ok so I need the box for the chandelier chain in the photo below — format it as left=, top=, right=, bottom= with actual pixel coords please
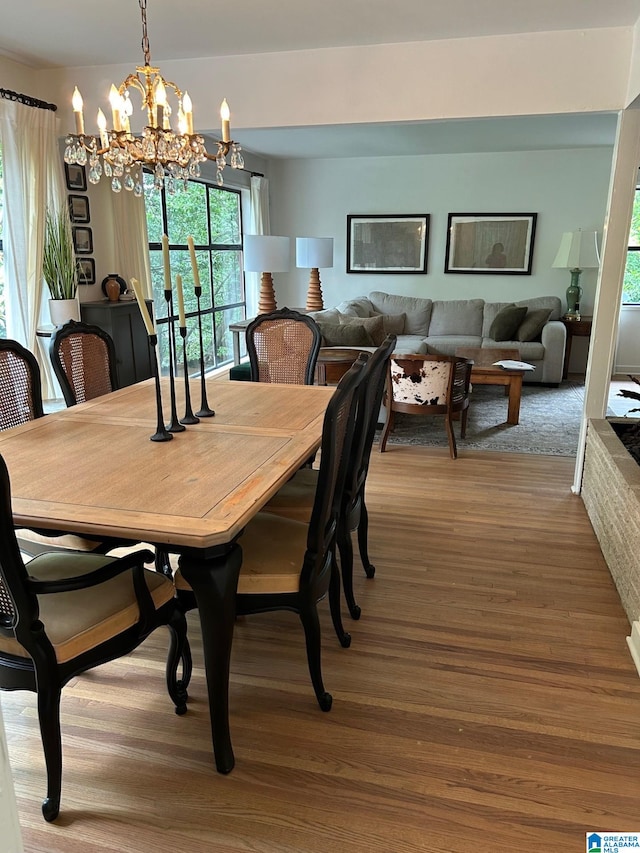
left=140, top=0, right=151, bottom=67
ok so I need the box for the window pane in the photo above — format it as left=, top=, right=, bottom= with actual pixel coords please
left=213, top=250, right=243, bottom=307
left=629, top=188, right=640, bottom=248
left=214, top=306, right=245, bottom=365
left=209, top=190, right=240, bottom=244
left=144, top=176, right=163, bottom=244
left=166, top=181, right=207, bottom=245
left=623, top=250, right=640, bottom=304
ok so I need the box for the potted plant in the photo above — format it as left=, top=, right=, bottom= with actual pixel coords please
left=43, top=207, right=80, bottom=326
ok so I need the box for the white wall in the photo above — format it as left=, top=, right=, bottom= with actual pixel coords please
left=268, top=147, right=613, bottom=323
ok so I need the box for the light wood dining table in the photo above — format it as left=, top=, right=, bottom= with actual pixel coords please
left=0, top=376, right=335, bottom=774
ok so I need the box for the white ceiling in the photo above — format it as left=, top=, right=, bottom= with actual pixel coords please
left=0, top=0, right=634, bottom=159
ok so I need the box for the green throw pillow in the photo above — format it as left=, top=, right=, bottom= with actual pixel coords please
left=374, top=312, right=406, bottom=336
left=317, top=321, right=374, bottom=347
left=337, top=312, right=386, bottom=346
left=516, top=308, right=552, bottom=342
left=489, top=305, right=528, bottom=341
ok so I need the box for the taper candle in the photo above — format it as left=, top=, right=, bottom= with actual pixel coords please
left=176, top=273, right=186, bottom=328
left=187, top=236, right=201, bottom=288
left=162, top=234, right=171, bottom=290
left=130, top=278, right=155, bottom=336
left=72, top=87, right=84, bottom=135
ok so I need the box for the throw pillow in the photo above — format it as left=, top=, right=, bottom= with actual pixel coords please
left=336, top=312, right=386, bottom=346
left=373, top=312, right=406, bottom=336
left=488, top=304, right=528, bottom=341
left=317, top=321, right=374, bottom=348
left=516, top=308, right=552, bottom=342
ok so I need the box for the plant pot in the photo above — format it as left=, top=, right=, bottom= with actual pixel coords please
left=49, top=298, right=80, bottom=327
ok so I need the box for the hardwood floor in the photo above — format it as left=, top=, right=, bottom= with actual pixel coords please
left=4, top=446, right=640, bottom=852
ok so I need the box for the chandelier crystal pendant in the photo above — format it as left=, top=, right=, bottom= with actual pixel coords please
left=63, top=0, right=244, bottom=195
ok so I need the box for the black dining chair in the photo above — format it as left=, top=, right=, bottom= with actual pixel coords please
left=261, top=335, right=396, bottom=620
left=0, top=452, right=190, bottom=822
left=174, top=353, right=369, bottom=710
left=49, top=319, right=118, bottom=406
left=245, top=307, right=322, bottom=385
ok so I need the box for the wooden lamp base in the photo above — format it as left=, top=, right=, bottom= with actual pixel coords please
left=258, top=272, right=277, bottom=314
left=305, top=268, right=324, bottom=311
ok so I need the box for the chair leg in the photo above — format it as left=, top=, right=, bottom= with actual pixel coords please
left=328, top=551, right=351, bottom=647
left=460, top=407, right=469, bottom=439
left=299, top=596, right=332, bottom=711
left=379, top=409, right=394, bottom=452
left=337, top=522, right=361, bottom=620
left=165, top=610, right=190, bottom=714
left=155, top=547, right=173, bottom=578
left=357, top=496, right=376, bottom=579
left=36, top=675, right=63, bottom=822
left=444, top=414, right=458, bottom=459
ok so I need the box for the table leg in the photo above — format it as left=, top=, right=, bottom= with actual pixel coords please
left=178, top=543, right=243, bottom=774
left=506, top=375, right=523, bottom=425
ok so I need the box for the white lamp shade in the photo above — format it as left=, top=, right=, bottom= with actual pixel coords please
left=296, top=237, right=334, bottom=269
left=552, top=230, right=600, bottom=269
left=243, top=235, right=291, bottom=273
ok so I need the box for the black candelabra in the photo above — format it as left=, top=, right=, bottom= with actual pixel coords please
left=179, top=323, right=199, bottom=425
left=194, top=284, right=215, bottom=417
left=148, top=334, right=172, bottom=442
left=164, top=288, right=185, bottom=432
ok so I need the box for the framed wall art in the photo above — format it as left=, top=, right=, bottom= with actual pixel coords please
left=68, top=194, right=90, bottom=224
left=64, top=162, right=87, bottom=192
left=77, top=257, right=96, bottom=285
left=72, top=226, right=93, bottom=254
left=444, top=212, right=537, bottom=275
left=347, top=214, right=429, bottom=274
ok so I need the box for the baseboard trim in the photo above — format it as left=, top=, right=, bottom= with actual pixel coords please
left=626, top=621, right=640, bottom=677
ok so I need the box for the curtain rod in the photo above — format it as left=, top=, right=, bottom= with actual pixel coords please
left=0, top=88, right=57, bottom=112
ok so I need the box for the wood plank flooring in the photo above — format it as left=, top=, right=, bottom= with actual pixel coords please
left=4, top=446, right=640, bottom=852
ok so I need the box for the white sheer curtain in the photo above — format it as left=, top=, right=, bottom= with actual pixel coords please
left=0, top=98, right=64, bottom=398
left=246, top=175, right=270, bottom=318
left=109, top=190, right=152, bottom=297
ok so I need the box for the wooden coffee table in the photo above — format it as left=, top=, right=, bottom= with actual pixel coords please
left=455, top=347, right=525, bottom=425
left=316, top=347, right=364, bottom=385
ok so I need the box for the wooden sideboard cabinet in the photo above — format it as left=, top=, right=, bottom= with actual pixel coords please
left=80, top=300, right=153, bottom=388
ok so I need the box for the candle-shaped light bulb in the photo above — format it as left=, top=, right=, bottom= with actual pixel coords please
left=109, top=84, right=122, bottom=131
left=97, top=108, right=108, bottom=148
left=162, top=234, right=172, bottom=292
left=220, top=98, right=230, bottom=142
left=72, top=86, right=85, bottom=135
left=187, top=236, right=201, bottom=289
left=122, top=92, right=133, bottom=133
left=183, top=91, right=193, bottom=134
left=176, top=274, right=186, bottom=328
left=130, top=278, right=155, bottom=336
left=177, top=107, right=188, bottom=135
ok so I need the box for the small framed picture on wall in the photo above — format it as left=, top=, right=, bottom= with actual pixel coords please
left=77, top=258, right=96, bottom=285
left=64, top=162, right=87, bottom=192
left=72, top=226, right=93, bottom=254
left=68, top=194, right=90, bottom=224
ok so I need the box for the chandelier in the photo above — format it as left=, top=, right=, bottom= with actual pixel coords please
left=63, top=0, right=244, bottom=195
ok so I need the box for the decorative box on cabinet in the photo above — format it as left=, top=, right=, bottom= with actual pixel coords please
left=80, top=300, right=153, bottom=388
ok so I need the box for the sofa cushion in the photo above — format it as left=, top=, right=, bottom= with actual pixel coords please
left=306, top=307, right=341, bottom=324
left=317, top=321, right=374, bottom=347
left=514, top=296, right=562, bottom=322
left=424, top=335, right=483, bottom=355
left=393, top=335, right=430, bottom=354
left=337, top=312, right=386, bottom=345
left=429, top=299, right=484, bottom=336
left=516, top=308, right=553, bottom=342
left=374, top=312, right=406, bottom=336
left=335, top=297, right=374, bottom=318
left=482, top=301, right=513, bottom=337
left=489, top=305, right=528, bottom=341
left=367, top=291, right=432, bottom=335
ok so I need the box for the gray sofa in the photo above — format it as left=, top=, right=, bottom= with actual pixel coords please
left=309, top=290, right=566, bottom=385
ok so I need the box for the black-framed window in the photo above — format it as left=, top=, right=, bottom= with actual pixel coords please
left=624, top=187, right=640, bottom=305
left=144, top=175, right=245, bottom=373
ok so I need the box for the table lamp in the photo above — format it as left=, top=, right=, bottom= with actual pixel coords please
left=552, top=229, right=600, bottom=320
left=243, top=235, right=291, bottom=314
left=296, top=237, right=334, bottom=311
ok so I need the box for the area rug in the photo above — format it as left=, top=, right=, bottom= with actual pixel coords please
left=381, top=380, right=587, bottom=456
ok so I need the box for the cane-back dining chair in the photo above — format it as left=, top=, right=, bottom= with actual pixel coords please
left=245, top=307, right=322, bottom=385
left=0, top=339, right=110, bottom=556
left=50, top=320, right=118, bottom=406
left=0, top=453, right=190, bottom=822
left=379, top=353, right=471, bottom=459
left=262, top=335, right=396, bottom=621
left=174, top=353, right=368, bottom=711
left=0, top=338, right=45, bottom=429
